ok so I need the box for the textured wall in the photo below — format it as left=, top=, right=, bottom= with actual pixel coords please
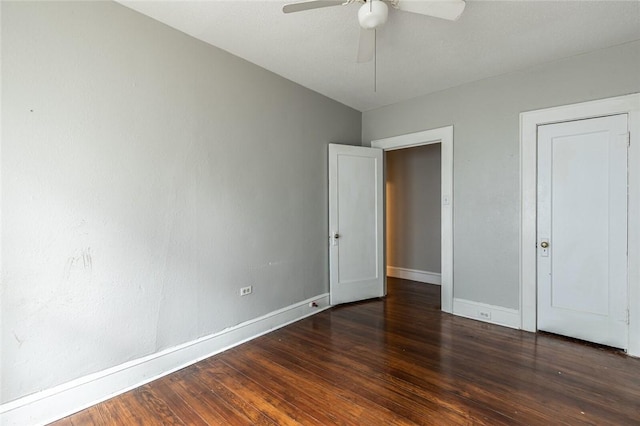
left=364, top=40, right=640, bottom=309
left=1, top=1, right=360, bottom=403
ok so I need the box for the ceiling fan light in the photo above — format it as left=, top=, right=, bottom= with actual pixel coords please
left=358, top=0, right=388, bottom=29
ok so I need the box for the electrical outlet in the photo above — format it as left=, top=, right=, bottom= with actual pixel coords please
left=478, top=310, right=491, bottom=320
left=240, top=286, right=252, bottom=296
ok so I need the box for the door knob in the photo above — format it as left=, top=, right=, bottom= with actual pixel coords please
left=334, top=233, right=340, bottom=239
left=540, top=241, right=549, bottom=248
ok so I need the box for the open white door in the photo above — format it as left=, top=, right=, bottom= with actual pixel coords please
left=537, top=114, right=628, bottom=348
left=329, top=144, right=384, bottom=305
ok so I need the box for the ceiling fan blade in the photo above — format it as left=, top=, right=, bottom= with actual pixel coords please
left=357, top=28, right=375, bottom=63
left=397, top=0, right=466, bottom=21
left=282, top=0, right=344, bottom=14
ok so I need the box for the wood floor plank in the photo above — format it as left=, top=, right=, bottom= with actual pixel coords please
left=172, top=367, right=257, bottom=425
left=270, top=322, right=526, bottom=420
left=144, top=375, right=211, bottom=426
left=48, top=418, right=73, bottom=426
left=51, top=278, right=640, bottom=425
left=219, top=352, right=360, bottom=426
left=204, top=359, right=319, bottom=425
left=129, top=386, right=186, bottom=425
left=222, top=345, right=414, bottom=426
left=251, top=338, right=477, bottom=425
left=258, top=328, right=513, bottom=425
left=190, top=361, right=280, bottom=426
left=67, top=406, right=105, bottom=425
left=94, top=397, right=139, bottom=424
left=322, top=296, right=639, bottom=424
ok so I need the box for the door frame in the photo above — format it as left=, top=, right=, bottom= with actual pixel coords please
left=371, top=125, right=454, bottom=313
left=519, top=93, right=640, bottom=355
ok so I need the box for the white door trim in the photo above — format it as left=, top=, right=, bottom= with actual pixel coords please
left=371, top=125, right=454, bottom=313
left=519, top=93, right=640, bottom=356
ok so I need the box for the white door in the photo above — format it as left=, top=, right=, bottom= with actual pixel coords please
left=537, top=114, right=629, bottom=348
left=329, top=144, right=384, bottom=305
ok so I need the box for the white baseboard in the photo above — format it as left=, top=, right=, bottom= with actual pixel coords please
left=453, top=298, right=520, bottom=329
left=0, top=294, right=330, bottom=426
left=387, top=266, right=441, bottom=285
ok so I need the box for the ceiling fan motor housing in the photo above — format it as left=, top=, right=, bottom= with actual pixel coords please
left=358, top=0, right=389, bottom=29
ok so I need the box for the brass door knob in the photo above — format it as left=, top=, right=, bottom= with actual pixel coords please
left=540, top=241, right=549, bottom=248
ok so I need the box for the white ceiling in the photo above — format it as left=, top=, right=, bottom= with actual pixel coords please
left=119, top=0, right=640, bottom=112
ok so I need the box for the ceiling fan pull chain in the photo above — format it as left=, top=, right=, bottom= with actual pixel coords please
left=374, top=28, right=377, bottom=92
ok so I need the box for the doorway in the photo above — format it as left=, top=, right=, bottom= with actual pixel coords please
left=372, top=125, right=453, bottom=313
left=385, top=144, right=442, bottom=288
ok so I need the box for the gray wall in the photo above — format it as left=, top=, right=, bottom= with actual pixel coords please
left=1, top=1, right=361, bottom=403
left=364, top=40, right=640, bottom=309
left=386, top=144, right=441, bottom=273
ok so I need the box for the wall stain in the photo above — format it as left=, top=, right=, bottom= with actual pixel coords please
left=13, top=331, right=24, bottom=348
left=64, top=248, right=93, bottom=282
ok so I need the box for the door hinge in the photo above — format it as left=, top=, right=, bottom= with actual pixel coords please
left=624, top=132, right=630, bottom=147
left=626, top=308, right=630, bottom=325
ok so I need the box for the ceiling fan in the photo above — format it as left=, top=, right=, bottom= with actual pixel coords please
left=282, top=0, right=466, bottom=63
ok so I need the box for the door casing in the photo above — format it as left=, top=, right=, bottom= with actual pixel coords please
left=520, top=93, right=640, bottom=356
left=371, top=125, right=454, bottom=313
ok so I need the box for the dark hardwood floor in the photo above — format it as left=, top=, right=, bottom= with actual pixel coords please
left=52, top=278, right=640, bottom=425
